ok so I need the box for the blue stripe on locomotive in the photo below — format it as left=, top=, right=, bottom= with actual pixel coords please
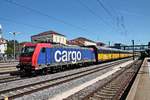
left=37, top=47, right=95, bottom=65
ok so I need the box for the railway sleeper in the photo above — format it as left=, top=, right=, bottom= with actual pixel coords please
left=97, top=91, right=116, bottom=96
left=89, top=96, right=103, bottom=100
left=16, top=90, right=24, bottom=93
left=93, top=93, right=114, bottom=99
left=106, top=84, right=121, bottom=88
left=34, top=85, right=43, bottom=88
left=103, top=87, right=120, bottom=91
left=110, top=79, right=127, bottom=85
left=7, top=87, right=33, bottom=96
left=9, top=91, right=18, bottom=95
left=4, top=92, right=16, bottom=97
left=109, top=81, right=124, bottom=86
left=104, top=85, right=121, bottom=90
left=30, top=86, right=37, bottom=89
left=107, top=84, right=122, bottom=88
left=100, top=89, right=117, bottom=94
left=89, top=96, right=105, bottom=100
left=22, top=87, right=32, bottom=92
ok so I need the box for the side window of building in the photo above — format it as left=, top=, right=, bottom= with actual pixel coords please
left=62, top=38, right=65, bottom=42
left=56, top=37, right=58, bottom=42
left=55, top=37, right=57, bottom=42
left=59, top=37, right=61, bottom=42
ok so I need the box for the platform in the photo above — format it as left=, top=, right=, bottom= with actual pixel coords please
left=49, top=60, right=135, bottom=100
left=126, top=57, right=150, bottom=100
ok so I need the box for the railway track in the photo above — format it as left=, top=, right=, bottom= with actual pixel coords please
left=0, top=70, right=21, bottom=84
left=66, top=60, right=142, bottom=100
left=0, top=62, right=18, bottom=68
left=0, top=70, right=18, bottom=75
left=0, top=66, right=17, bottom=75
left=0, top=58, right=132, bottom=100
left=0, top=66, right=16, bottom=69
left=0, top=58, right=132, bottom=84
left=0, top=65, right=17, bottom=74
left=0, top=75, right=20, bottom=84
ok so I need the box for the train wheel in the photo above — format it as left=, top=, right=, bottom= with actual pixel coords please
left=31, top=70, right=37, bottom=77
left=49, top=67, right=54, bottom=73
left=19, top=69, right=26, bottom=77
left=20, top=69, right=31, bottom=77
left=62, top=65, right=65, bottom=71
left=42, top=68, right=48, bottom=75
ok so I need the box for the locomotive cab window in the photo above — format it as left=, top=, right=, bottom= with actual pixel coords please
left=42, top=48, right=46, bottom=53
left=21, top=46, right=35, bottom=56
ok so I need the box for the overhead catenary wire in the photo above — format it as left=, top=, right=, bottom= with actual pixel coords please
left=100, top=0, right=121, bottom=22
left=77, top=0, right=110, bottom=26
left=101, top=0, right=126, bottom=29
left=96, top=0, right=120, bottom=28
left=3, top=0, right=128, bottom=38
left=0, top=16, right=48, bottom=30
left=78, top=0, right=128, bottom=37
left=96, top=0, right=114, bottom=20
left=78, top=0, right=126, bottom=36
left=101, top=0, right=119, bottom=16
left=101, top=0, right=123, bottom=28
left=77, top=0, right=118, bottom=33
left=120, top=16, right=128, bottom=35
left=3, top=0, right=92, bottom=34
left=96, top=0, right=128, bottom=35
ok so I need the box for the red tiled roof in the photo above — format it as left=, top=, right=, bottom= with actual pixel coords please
left=96, top=42, right=105, bottom=45
left=0, top=38, right=7, bottom=44
left=70, top=37, right=96, bottom=43
left=31, top=30, right=65, bottom=38
left=0, top=38, right=6, bottom=41
left=20, top=42, right=31, bottom=46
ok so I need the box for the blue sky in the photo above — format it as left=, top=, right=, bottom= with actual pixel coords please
left=0, top=0, right=150, bottom=45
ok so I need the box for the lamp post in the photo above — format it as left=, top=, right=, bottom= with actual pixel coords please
left=9, top=32, right=20, bottom=60
left=0, top=24, right=2, bottom=38
left=132, top=40, right=135, bottom=60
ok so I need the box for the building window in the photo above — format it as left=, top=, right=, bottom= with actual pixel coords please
left=56, top=37, right=58, bottom=42
left=59, top=37, right=61, bottom=43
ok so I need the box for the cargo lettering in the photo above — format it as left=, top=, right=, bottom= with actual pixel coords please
left=54, top=50, right=81, bottom=63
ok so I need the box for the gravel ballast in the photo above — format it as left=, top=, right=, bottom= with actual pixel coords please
left=0, top=58, right=132, bottom=100
left=16, top=66, right=113, bottom=100
left=0, top=58, right=129, bottom=91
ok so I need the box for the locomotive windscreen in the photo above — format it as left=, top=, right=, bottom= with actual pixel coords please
left=21, top=46, right=35, bottom=56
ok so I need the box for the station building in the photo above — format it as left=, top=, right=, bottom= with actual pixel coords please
left=0, top=38, right=7, bottom=54
left=0, top=25, right=7, bottom=55
left=67, top=37, right=97, bottom=46
left=31, top=30, right=67, bottom=45
left=96, top=42, right=106, bottom=47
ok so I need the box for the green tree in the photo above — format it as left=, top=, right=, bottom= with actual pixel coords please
left=5, top=40, right=19, bottom=56
left=5, top=47, right=13, bottom=55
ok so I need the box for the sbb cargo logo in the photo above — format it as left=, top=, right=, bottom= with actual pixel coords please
left=54, top=50, right=82, bottom=63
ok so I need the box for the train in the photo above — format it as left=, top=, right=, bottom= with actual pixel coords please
left=16, top=42, right=133, bottom=74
